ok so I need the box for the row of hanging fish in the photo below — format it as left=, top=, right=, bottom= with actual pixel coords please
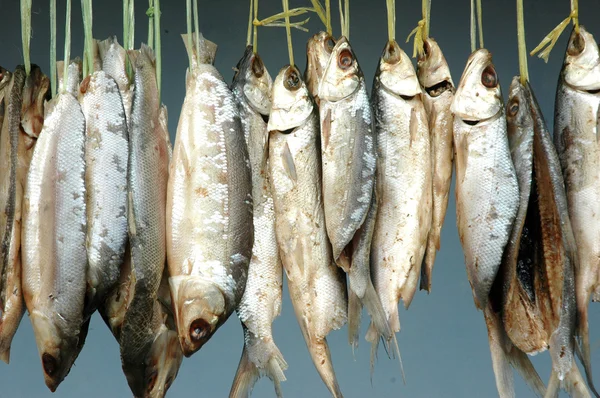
left=1, top=13, right=599, bottom=398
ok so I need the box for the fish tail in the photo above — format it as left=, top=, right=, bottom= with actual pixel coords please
left=575, top=318, right=600, bottom=398
left=306, top=335, right=343, bottom=398
left=365, top=321, right=380, bottom=380
left=229, top=344, right=259, bottom=398
left=561, top=362, right=593, bottom=398
left=0, top=346, right=10, bottom=364
left=505, top=343, right=546, bottom=397
left=545, top=370, right=560, bottom=398
left=347, top=287, right=362, bottom=352
left=484, top=306, right=516, bottom=398
left=419, top=246, right=434, bottom=293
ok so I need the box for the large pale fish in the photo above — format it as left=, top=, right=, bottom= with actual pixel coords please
left=229, top=46, right=287, bottom=398
left=416, top=38, right=455, bottom=292
left=166, top=33, right=252, bottom=358
left=119, top=45, right=170, bottom=397
left=79, top=70, right=129, bottom=314
left=21, top=61, right=87, bottom=392
left=305, top=31, right=336, bottom=106
left=553, top=26, right=600, bottom=396
left=268, top=65, right=347, bottom=398
left=368, top=40, right=431, bottom=353
left=451, top=49, right=519, bottom=310
left=318, top=37, right=386, bottom=349
left=98, top=36, right=133, bottom=120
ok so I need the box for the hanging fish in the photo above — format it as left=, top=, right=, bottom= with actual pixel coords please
left=119, top=45, right=171, bottom=397
left=79, top=69, right=129, bottom=316
left=305, top=31, right=336, bottom=106
left=98, top=36, right=133, bottom=120
left=21, top=61, right=87, bottom=392
left=368, top=39, right=431, bottom=356
left=268, top=64, right=347, bottom=398
left=553, top=26, right=600, bottom=396
left=166, top=33, right=253, bottom=358
left=416, top=38, right=454, bottom=292
left=229, top=46, right=287, bottom=398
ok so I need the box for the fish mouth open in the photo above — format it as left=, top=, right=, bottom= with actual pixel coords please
left=456, top=108, right=502, bottom=126
left=425, top=80, right=453, bottom=97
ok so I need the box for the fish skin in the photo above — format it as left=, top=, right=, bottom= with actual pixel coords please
left=79, top=70, right=129, bottom=315
left=553, top=26, right=600, bottom=397
left=98, top=36, right=133, bottom=120
left=305, top=31, right=336, bottom=106
left=21, top=61, right=87, bottom=392
left=416, top=38, right=455, bottom=292
left=268, top=65, right=347, bottom=398
left=369, top=40, right=431, bottom=339
left=527, top=79, right=595, bottom=397
left=229, top=46, right=287, bottom=398
left=166, top=34, right=253, bottom=358
left=0, top=67, right=26, bottom=364
left=119, top=45, right=170, bottom=398
left=451, top=49, right=519, bottom=310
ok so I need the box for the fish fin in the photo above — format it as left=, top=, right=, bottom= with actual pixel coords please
left=506, top=344, right=547, bottom=397
left=322, top=109, right=332, bottom=149
left=561, top=362, right=592, bottom=398
left=574, top=326, right=600, bottom=398
left=484, top=305, right=516, bottom=398
left=181, top=33, right=218, bottom=66
left=306, top=335, right=343, bottom=398
left=97, top=36, right=120, bottom=62
left=347, top=286, right=362, bottom=353
left=365, top=321, right=380, bottom=381
left=126, top=49, right=139, bottom=69
left=545, top=370, right=560, bottom=398
left=0, top=347, right=10, bottom=364
left=409, top=109, right=418, bottom=148
left=230, top=342, right=261, bottom=398
left=419, top=244, right=434, bottom=292
left=282, top=142, right=298, bottom=183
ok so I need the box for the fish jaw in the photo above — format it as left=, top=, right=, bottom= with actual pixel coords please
left=305, top=31, right=336, bottom=104
left=169, top=275, right=227, bottom=357
left=232, top=46, right=273, bottom=116
left=377, top=40, right=421, bottom=97
left=563, top=26, right=600, bottom=91
left=318, top=36, right=361, bottom=102
left=417, top=38, right=454, bottom=90
left=268, top=66, right=313, bottom=132
left=29, top=310, right=78, bottom=392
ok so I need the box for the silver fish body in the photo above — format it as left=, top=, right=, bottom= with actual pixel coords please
left=451, top=49, right=519, bottom=310
left=553, top=26, right=600, bottom=397
left=21, top=61, right=87, bottom=392
left=229, top=46, right=287, bottom=398
left=370, top=40, right=431, bottom=336
left=98, top=37, right=133, bottom=120
left=268, top=65, right=347, bottom=398
left=80, top=70, right=129, bottom=314
left=119, top=45, right=170, bottom=397
left=166, top=34, right=253, bottom=358
left=416, top=38, right=455, bottom=292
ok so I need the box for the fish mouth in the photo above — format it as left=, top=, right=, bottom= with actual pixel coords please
left=456, top=108, right=502, bottom=126
left=425, top=80, right=453, bottom=97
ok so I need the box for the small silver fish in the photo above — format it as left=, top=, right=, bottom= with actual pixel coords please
left=21, top=61, right=87, bottom=392
left=229, top=46, right=287, bottom=398
left=416, top=38, right=455, bottom=292
left=268, top=65, right=347, bottom=398
left=166, top=33, right=252, bottom=358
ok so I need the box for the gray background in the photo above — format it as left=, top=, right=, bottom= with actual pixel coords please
left=0, top=0, right=599, bottom=397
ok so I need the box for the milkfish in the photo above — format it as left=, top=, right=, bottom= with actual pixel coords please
left=166, top=33, right=253, bottom=358
left=21, top=61, right=87, bottom=392
left=268, top=64, right=347, bottom=398
left=229, top=46, right=287, bottom=398
left=318, top=37, right=387, bottom=350
left=98, top=36, right=133, bottom=120
left=368, top=40, right=431, bottom=361
left=119, top=45, right=171, bottom=397
left=305, top=31, right=336, bottom=106
left=553, top=26, right=600, bottom=396
left=416, top=38, right=454, bottom=292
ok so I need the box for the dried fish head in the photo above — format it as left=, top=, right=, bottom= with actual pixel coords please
left=563, top=27, right=600, bottom=91
left=268, top=65, right=312, bottom=132
left=417, top=38, right=454, bottom=90
left=377, top=39, right=421, bottom=97
left=318, top=36, right=361, bottom=102
left=234, top=46, right=272, bottom=116
left=305, top=31, right=336, bottom=104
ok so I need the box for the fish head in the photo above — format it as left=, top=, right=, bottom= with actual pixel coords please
left=375, top=39, right=421, bottom=97
left=562, top=25, right=600, bottom=91
left=21, top=64, right=51, bottom=138
left=506, top=76, right=532, bottom=132
left=268, top=65, right=314, bottom=132
left=29, top=310, right=77, bottom=392
left=305, top=31, right=336, bottom=103
left=451, top=48, right=503, bottom=122
left=169, top=276, right=227, bottom=357
left=417, top=37, right=454, bottom=95
left=318, top=36, right=362, bottom=102
left=234, top=45, right=273, bottom=117
left=0, top=67, right=11, bottom=91
left=144, top=326, right=183, bottom=398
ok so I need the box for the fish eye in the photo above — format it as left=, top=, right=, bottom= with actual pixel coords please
left=481, top=65, right=498, bottom=88
left=284, top=68, right=301, bottom=91
left=567, top=33, right=585, bottom=56
left=337, top=49, right=353, bottom=70
left=146, top=371, right=158, bottom=392
left=507, top=99, right=519, bottom=117
left=325, top=36, right=335, bottom=52
left=252, top=56, right=265, bottom=78
left=189, top=318, right=210, bottom=342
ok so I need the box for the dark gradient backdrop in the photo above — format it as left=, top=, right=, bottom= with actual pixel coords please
left=0, top=0, right=599, bottom=397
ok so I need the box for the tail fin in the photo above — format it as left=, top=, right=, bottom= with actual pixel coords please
left=506, top=344, right=546, bottom=397
left=420, top=226, right=441, bottom=292
left=484, top=306, right=516, bottom=398
left=364, top=316, right=405, bottom=385
left=575, top=311, right=600, bottom=398
left=347, top=287, right=362, bottom=352
left=545, top=363, right=592, bottom=398
left=305, top=335, right=343, bottom=398
left=230, top=344, right=260, bottom=398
